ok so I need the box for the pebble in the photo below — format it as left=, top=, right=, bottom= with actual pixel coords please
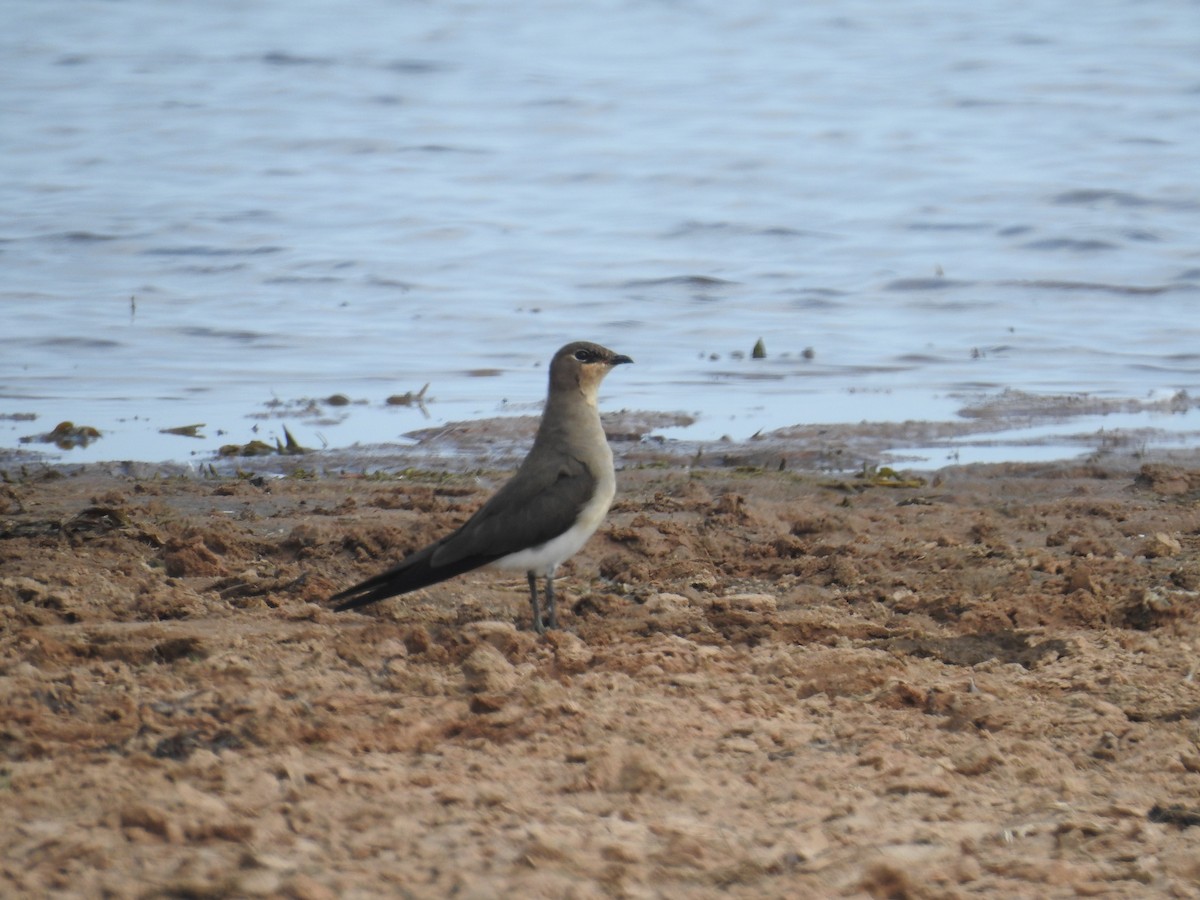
left=461, top=643, right=517, bottom=694
left=1142, top=532, right=1182, bottom=558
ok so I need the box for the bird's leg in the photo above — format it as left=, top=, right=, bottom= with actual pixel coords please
left=527, top=571, right=544, bottom=635
left=544, top=568, right=559, bottom=630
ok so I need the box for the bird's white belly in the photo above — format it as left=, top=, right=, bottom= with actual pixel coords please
left=493, top=473, right=615, bottom=575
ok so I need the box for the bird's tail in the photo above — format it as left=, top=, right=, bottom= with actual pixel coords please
left=328, top=564, right=416, bottom=612
left=328, top=546, right=489, bottom=612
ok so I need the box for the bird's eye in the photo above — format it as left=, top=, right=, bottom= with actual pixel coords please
left=574, top=349, right=592, bottom=362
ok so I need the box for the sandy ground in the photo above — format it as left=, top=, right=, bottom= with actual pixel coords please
left=3, top=451, right=1200, bottom=898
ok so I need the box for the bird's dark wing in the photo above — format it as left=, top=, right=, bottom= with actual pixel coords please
left=329, top=450, right=596, bottom=612
left=430, top=450, right=596, bottom=567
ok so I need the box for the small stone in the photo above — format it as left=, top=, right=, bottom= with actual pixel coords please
left=956, top=853, right=983, bottom=883
left=548, top=631, right=593, bottom=673
left=119, top=805, right=173, bottom=840
left=791, top=827, right=830, bottom=863
left=601, top=841, right=645, bottom=864
left=282, top=874, right=338, bottom=900
left=952, top=747, right=1005, bottom=776
left=1066, top=566, right=1098, bottom=595
left=1142, top=532, right=1182, bottom=558
left=461, top=643, right=517, bottom=694
left=175, top=782, right=232, bottom=818
left=611, top=749, right=669, bottom=794
left=237, top=868, right=283, bottom=897
left=163, top=538, right=226, bottom=578
left=884, top=777, right=952, bottom=797
left=717, top=593, right=778, bottom=613
left=468, top=693, right=509, bottom=714
left=461, top=620, right=522, bottom=654
left=644, top=592, right=691, bottom=614
left=721, top=737, right=759, bottom=754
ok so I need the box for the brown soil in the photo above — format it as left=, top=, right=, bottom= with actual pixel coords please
left=3, top=457, right=1200, bottom=898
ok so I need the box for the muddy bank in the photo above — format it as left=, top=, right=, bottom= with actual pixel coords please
left=7, top=386, right=1200, bottom=472
left=2, top=456, right=1200, bottom=897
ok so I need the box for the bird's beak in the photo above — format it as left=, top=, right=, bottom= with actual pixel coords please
left=610, top=354, right=633, bottom=366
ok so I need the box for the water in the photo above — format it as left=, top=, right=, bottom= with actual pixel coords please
left=3, top=0, right=1199, bottom=467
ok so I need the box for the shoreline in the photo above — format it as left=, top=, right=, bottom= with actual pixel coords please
left=6, top=392, right=1200, bottom=478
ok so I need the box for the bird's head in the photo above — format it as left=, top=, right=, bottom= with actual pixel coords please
left=549, top=341, right=633, bottom=401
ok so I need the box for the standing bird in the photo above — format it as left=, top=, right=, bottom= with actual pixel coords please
left=329, top=341, right=632, bottom=633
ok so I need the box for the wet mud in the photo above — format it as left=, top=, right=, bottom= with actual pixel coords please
left=2, top=455, right=1200, bottom=896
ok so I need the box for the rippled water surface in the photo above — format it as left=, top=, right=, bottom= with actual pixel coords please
left=4, top=0, right=1199, bottom=466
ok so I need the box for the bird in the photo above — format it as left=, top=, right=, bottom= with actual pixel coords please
left=329, top=340, right=633, bottom=633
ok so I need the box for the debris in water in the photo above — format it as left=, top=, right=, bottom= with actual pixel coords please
left=20, top=421, right=102, bottom=450
left=387, top=383, right=430, bottom=408
left=218, top=425, right=309, bottom=457
left=160, top=424, right=206, bottom=438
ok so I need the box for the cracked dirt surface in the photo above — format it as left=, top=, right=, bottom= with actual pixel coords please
left=2, top=457, right=1200, bottom=898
